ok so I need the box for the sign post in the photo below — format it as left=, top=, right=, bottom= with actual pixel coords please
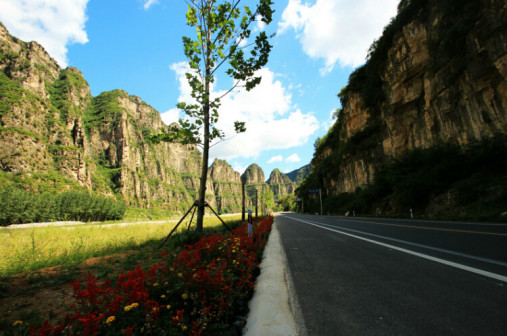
left=248, top=209, right=253, bottom=237
left=308, top=189, right=323, bottom=215
left=319, top=189, right=323, bottom=216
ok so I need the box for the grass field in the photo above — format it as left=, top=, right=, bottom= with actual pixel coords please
left=0, top=214, right=242, bottom=278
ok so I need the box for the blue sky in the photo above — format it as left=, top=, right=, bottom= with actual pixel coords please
left=0, top=0, right=399, bottom=177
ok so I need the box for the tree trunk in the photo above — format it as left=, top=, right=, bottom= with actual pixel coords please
left=196, top=10, right=212, bottom=232
left=196, top=120, right=209, bottom=232
left=241, top=177, right=245, bottom=221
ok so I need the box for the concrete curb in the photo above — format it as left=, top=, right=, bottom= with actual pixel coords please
left=244, top=220, right=303, bottom=336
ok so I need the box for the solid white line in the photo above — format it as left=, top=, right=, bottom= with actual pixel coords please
left=287, top=216, right=507, bottom=283
left=309, top=220, right=507, bottom=268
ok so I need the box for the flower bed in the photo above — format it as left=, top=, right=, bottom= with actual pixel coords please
left=11, top=217, right=273, bottom=336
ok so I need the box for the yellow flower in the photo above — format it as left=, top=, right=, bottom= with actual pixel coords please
left=182, top=325, right=188, bottom=331
left=166, top=305, right=171, bottom=309
left=164, top=281, right=169, bottom=285
left=153, top=282, right=159, bottom=287
left=160, top=294, right=166, bottom=298
left=125, top=302, right=139, bottom=311
left=12, top=321, right=23, bottom=327
left=106, top=316, right=115, bottom=324
left=181, top=293, right=188, bottom=300
left=152, top=307, right=159, bottom=312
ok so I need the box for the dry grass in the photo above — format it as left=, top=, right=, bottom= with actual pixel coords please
left=0, top=215, right=242, bottom=277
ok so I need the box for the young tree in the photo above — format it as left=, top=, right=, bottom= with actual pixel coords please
left=153, top=0, right=274, bottom=231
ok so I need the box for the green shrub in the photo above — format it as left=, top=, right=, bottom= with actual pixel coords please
left=300, top=136, right=507, bottom=221
left=0, top=188, right=127, bottom=226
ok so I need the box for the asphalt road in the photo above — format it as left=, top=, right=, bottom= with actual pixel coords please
left=276, top=213, right=507, bottom=336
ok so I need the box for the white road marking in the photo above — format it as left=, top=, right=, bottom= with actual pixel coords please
left=285, top=216, right=507, bottom=283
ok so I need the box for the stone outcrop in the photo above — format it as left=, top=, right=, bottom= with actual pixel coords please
left=311, top=0, right=507, bottom=196
left=0, top=21, right=302, bottom=215
left=240, top=164, right=270, bottom=210
left=0, top=22, right=206, bottom=212
left=209, top=159, right=242, bottom=213
left=267, top=169, right=295, bottom=197
left=0, top=22, right=93, bottom=191
left=241, top=163, right=265, bottom=185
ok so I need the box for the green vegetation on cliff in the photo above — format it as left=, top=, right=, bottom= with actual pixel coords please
left=300, top=136, right=507, bottom=221
left=299, top=0, right=507, bottom=222
left=0, top=72, right=40, bottom=121
left=49, top=68, right=89, bottom=122
left=84, top=90, right=126, bottom=135
left=286, top=164, right=312, bottom=184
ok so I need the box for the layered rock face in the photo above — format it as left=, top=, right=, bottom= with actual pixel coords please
left=0, top=22, right=93, bottom=190
left=209, top=159, right=242, bottom=213
left=314, top=0, right=507, bottom=196
left=241, top=164, right=269, bottom=209
left=240, top=164, right=296, bottom=210
left=85, top=90, right=205, bottom=210
left=0, top=22, right=205, bottom=211
left=267, top=169, right=295, bottom=197
left=0, top=22, right=301, bottom=215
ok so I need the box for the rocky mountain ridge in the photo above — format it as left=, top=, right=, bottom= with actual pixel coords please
left=299, top=0, right=507, bottom=219
left=0, top=22, right=297, bottom=216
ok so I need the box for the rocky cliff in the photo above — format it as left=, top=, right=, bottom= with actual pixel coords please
left=209, top=159, right=242, bottom=213
left=267, top=169, right=295, bottom=197
left=0, top=22, right=214, bottom=213
left=307, top=0, right=506, bottom=195
left=240, top=164, right=269, bottom=210
left=0, top=21, right=301, bottom=217
left=0, top=22, right=93, bottom=191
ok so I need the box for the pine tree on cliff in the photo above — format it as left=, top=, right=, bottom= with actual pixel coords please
left=152, top=0, right=274, bottom=232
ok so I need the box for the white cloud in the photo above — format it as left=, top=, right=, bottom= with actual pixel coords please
left=285, top=154, right=301, bottom=163
left=322, top=108, right=338, bottom=132
left=278, top=0, right=398, bottom=72
left=143, top=0, right=159, bottom=10
left=160, top=108, right=180, bottom=125
left=254, top=15, right=266, bottom=32
left=169, top=62, right=195, bottom=102
left=231, top=162, right=247, bottom=175
left=268, top=155, right=283, bottom=163
left=168, top=63, right=320, bottom=161
left=0, top=0, right=90, bottom=67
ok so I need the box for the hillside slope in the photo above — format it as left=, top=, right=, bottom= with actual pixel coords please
left=0, top=22, right=213, bottom=215
left=299, top=0, right=507, bottom=221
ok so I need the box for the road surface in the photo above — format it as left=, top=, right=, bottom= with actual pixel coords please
left=276, top=213, right=507, bottom=335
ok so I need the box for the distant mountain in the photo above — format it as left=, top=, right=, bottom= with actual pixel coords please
left=286, top=164, right=312, bottom=184
left=267, top=168, right=295, bottom=196
left=0, top=19, right=204, bottom=213
left=0, top=22, right=244, bottom=217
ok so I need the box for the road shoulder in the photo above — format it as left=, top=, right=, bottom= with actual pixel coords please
left=244, top=219, right=302, bottom=336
